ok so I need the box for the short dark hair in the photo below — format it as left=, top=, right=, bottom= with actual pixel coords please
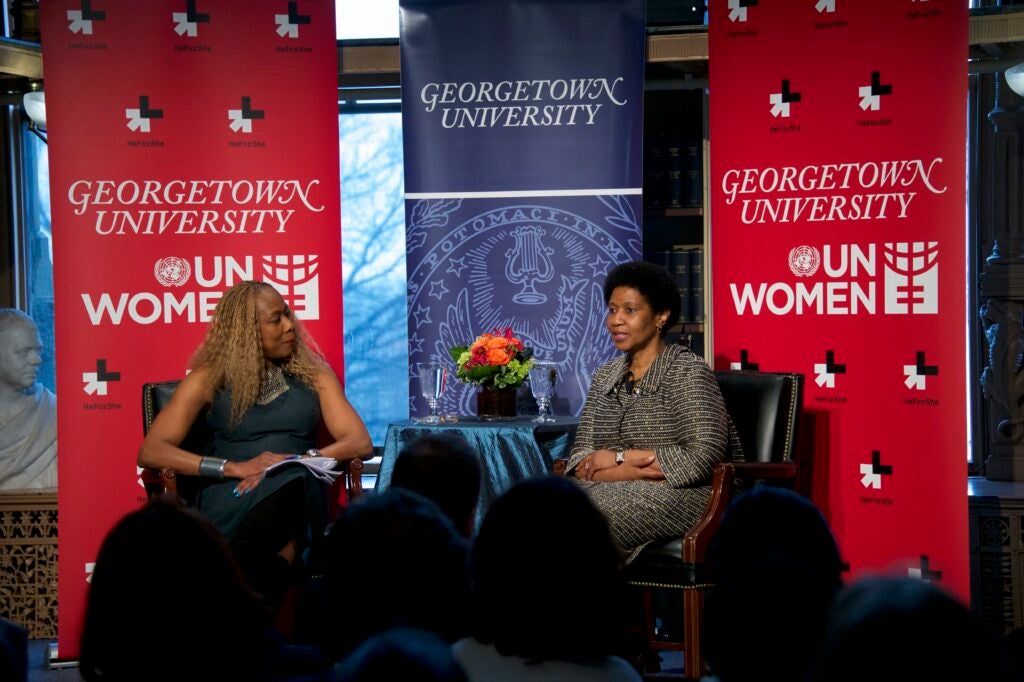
left=602, top=260, right=680, bottom=336
left=471, top=476, right=626, bottom=664
left=391, top=434, right=482, bottom=535
left=80, top=498, right=271, bottom=681
left=705, top=487, right=843, bottom=682
left=809, top=577, right=1014, bottom=682
left=323, top=489, right=470, bottom=661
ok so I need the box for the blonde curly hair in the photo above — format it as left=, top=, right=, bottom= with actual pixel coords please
left=191, top=281, right=325, bottom=425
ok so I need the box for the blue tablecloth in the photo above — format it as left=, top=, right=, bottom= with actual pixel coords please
left=377, top=417, right=578, bottom=530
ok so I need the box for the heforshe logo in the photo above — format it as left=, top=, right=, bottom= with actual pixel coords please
left=261, top=254, right=320, bottom=319
left=80, top=255, right=321, bottom=325
left=883, top=242, right=938, bottom=314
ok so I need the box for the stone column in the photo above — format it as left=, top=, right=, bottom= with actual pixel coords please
left=980, top=72, right=1024, bottom=481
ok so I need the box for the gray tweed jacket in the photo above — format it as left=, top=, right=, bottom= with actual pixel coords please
left=568, top=344, right=741, bottom=561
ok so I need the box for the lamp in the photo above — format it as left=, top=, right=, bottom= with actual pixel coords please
left=1006, top=63, right=1024, bottom=98
left=22, top=90, right=47, bottom=144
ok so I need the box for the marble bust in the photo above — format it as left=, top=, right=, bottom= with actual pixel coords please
left=0, top=309, right=57, bottom=491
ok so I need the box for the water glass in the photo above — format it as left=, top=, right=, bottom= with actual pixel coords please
left=416, top=361, right=447, bottom=424
left=529, top=362, right=557, bottom=423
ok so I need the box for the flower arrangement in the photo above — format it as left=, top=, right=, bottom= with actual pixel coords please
left=449, top=327, right=534, bottom=389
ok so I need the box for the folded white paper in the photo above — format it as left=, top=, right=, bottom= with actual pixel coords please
left=265, top=456, right=340, bottom=484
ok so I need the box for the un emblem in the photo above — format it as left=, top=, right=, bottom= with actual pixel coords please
left=153, top=257, right=192, bottom=287
left=788, top=245, right=820, bottom=277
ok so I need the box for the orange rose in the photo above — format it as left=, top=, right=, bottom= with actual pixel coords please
left=486, top=336, right=508, bottom=350
left=487, top=348, right=511, bottom=365
left=470, top=334, right=493, bottom=353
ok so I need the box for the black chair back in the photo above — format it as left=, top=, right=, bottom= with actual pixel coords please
left=714, top=371, right=803, bottom=465
left=142, top=380, right=213, bottom=503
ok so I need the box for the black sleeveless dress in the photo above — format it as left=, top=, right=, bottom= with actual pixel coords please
left=197, top=373, right=329, bottom=549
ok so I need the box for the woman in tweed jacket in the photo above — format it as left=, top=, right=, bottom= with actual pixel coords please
left=568, top=261, right=739, bottom=561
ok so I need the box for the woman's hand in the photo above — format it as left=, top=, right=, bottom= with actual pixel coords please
left=591, top=457, right=666, bottom=482
left=225, top=451, right=292, bottom=495
left=576, top=450, right=619, bottom=480
left=233, top=472, right=265, bottom=496
left=576, top=449, right=664, bottom=481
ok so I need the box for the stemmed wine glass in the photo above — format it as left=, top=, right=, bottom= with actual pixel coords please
left=416, top=361, right=447, bottom=424
left=528, top=362, right=557, bottom=423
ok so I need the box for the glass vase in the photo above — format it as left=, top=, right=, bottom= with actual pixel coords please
left=476, top=386, right=517, bottom=419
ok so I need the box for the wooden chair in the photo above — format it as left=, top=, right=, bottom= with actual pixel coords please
left=624, top=370, right=804, bottom=680
left=140, top=379, right=364, bottom=509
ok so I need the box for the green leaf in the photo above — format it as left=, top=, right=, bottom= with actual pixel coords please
left=449, top=346, right=468, bottom=363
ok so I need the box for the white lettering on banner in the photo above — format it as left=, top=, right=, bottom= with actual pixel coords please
left=81, top=291, right=220, bottom=325
left=719, top=158, right=947, bottom=223
left=730, top=242, right=938, bottom=316
left=81, top=255, right=321, bottom=325
left=730, top=281, right=876, bottom=315
left=737, top=192, right=916, bottom=223
left=420, top=76, right=628, bottom=127
left=65, top=179, right=323, bottom=236
left=92, top=209, right=295, bottom=235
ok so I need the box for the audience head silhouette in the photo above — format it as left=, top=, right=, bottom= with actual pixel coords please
left=332, top=627, right=468, bottom=682
left=470, top=475, right=626, bottom=664
left=809, top=575, right=1015, bottom=682
left=322, top=488, right=470, bottom=660
left=390, top=433, right=482, bottom=536
left=704, top=486, right=843, bottom=682
left=79, top=497, right=272, bottom=681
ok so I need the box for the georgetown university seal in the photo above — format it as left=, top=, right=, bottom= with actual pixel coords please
left=405, top=196, right=641, bottom=416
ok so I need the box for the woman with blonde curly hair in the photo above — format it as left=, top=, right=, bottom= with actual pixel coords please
left=138, top=281, right=372, bottom=606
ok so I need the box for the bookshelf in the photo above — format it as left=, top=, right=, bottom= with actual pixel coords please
left=643, top=85, right=709, bottom=357
left=647, top=207, right=703, bottom=218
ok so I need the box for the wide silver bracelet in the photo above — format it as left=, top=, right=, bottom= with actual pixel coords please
left=197, top=456, right=227, bottom=479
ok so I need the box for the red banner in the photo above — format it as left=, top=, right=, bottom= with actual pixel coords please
left=709, top=0, right=968, bottom=599
left=40, top=0, right=342, bottom=657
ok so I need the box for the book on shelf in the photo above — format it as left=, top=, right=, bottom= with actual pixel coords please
left=644, top=135, right=666, bottom=210
left=665, top=138, right=684, bottom=209
left=689, top=247, right=705, bottom=322
left=644, top=247, right=703, bottom=325
left=684, top=141, right=702, bottom=209
left=669, top=249, right=691, bottom=322
left=643, top=250, right=671, bottom=270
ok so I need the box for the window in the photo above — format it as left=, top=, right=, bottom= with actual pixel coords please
left=339, top=112, right=408, bottom=444
left=336, top=0, right=399, bottom=40
left=21, top=121, right=55, bottom=393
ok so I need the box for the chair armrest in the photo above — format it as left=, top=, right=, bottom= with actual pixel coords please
left=344, top=458, right=364, bottom=500
left=141, top=467, right=171, bottom=498
left=732, top=461, right=798, bottom=484
left=682, top=462, right=735, bottom=565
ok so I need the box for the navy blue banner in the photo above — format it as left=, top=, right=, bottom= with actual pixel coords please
left=400, top=0, right=645, bottom=194
left=400, top=0, right=646, bottom=417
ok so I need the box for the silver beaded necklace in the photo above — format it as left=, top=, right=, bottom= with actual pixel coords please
left=255, top=364, right=289, bottom=405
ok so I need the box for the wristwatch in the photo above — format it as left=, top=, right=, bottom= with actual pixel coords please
left=615, top=450, right=626, bottom=465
